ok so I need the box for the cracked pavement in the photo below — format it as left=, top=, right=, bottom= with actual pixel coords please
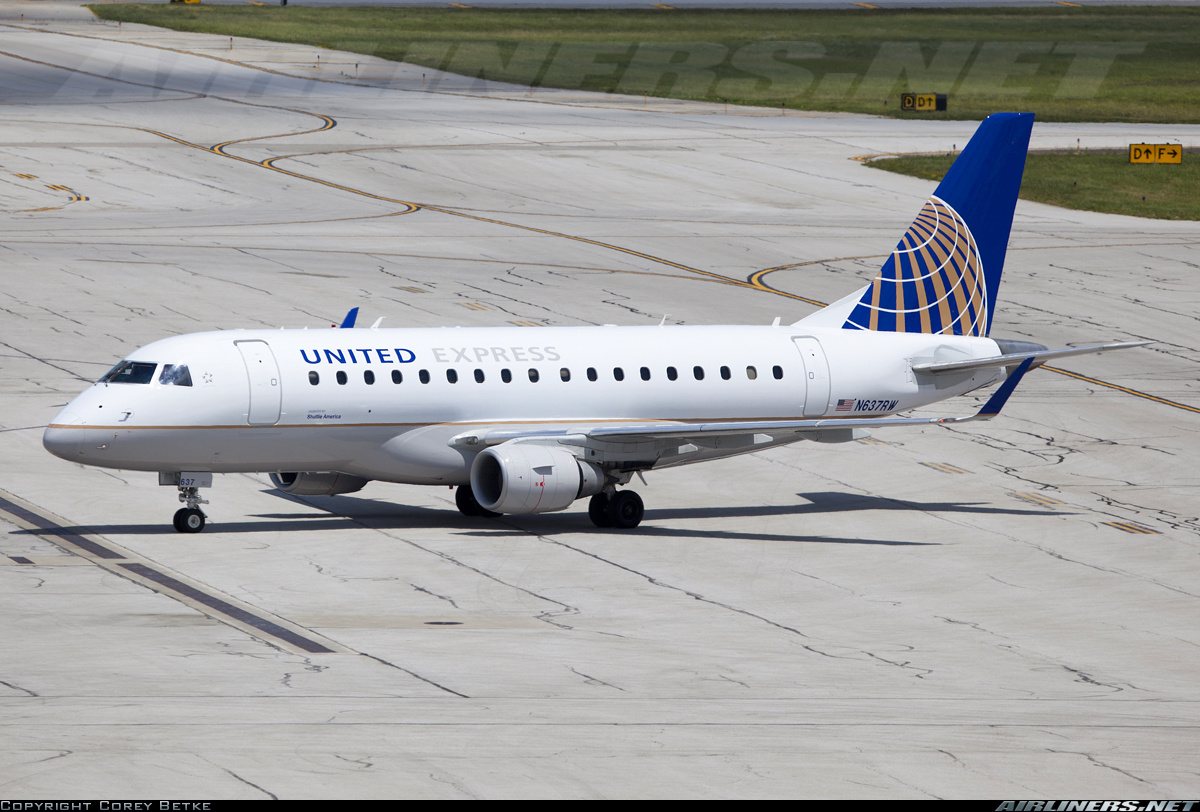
left=1, top=0, right=1199, bottom=799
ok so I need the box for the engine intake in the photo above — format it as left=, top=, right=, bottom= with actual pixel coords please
left=269, top=471, right=369, bottom=496
left=470, top=444, right=603, bottom=514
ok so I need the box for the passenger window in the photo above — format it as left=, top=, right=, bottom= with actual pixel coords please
left=528, top=368, right=539, bottom=383
left=640, top=367, right=650, bottom=381
left=336, top=371, right=348, bottom=385
left=475, top=369, right=485, bottom=383
left=419, top=369, right=430, bottom=384
left=720, top=366, right=731, bottom=380
left=159, top=364, right=192, bottom=387
left=309, top=371, right=320, bottom=386
left=613, top=367, right=624, bottom=382
left=746, top=366, right=757, bottom=380
left=773, top=365, right=784, bottom=380
left=666, top=366, right=678, bottom=381
left=392, top=370, right=403, bottom=384
left=693, top=366, right=705, bottom=381
left=587, top=367, right=598, bottom=382
left=560, top=368, right=571, bottom=382
left=501, top=369, right=512, bottom=383
left=447, top=369, right=458, bottom=384
left=364, top=370, right=375, bottom=385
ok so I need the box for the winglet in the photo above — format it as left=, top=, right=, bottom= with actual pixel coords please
left=339, top=307, right=359, bottom=329
left=944, top=356, right=1034, bottom=423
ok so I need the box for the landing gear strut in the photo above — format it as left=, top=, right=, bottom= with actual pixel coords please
left=456, top=484, right=499, bottom=518
left=160, top=473, right=213, bottom=534
left=588, top=489, right=645, bottom=530
left=173, top=485, right=208, bottom=534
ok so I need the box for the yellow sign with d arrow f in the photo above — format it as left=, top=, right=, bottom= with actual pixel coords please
left=1130, top=144, right=1183, bottom=164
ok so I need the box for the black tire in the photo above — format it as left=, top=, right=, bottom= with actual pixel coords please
left=175, top=507, right=205, bottom=534
left=456, top=484, right=500, bottom=518
left=588, top=493, right=613, bottom=528
left=606, top=490, right=644, bottom=529
left=455, top=484, right=480, bottom=516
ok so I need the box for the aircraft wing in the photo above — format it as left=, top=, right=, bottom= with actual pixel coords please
left=451, top=358, right=1034, bottom=449
left=911, top=341, right=1147, bottom=375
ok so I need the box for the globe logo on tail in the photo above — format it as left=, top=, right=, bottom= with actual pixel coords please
left=843, top=195, right=988, bottom=337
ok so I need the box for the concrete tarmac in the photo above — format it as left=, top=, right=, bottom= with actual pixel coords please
left=1, top=1, right=1198, bottom=799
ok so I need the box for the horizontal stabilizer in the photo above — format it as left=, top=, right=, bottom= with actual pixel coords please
left=912, top=341, right=1148, bottom=375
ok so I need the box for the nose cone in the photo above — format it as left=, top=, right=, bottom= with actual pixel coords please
left=44, top=407, right=84, bottom=462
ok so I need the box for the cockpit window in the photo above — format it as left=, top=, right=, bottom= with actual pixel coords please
left=159, top=364, right=193, bottom=387
left=100, top=361, right=157, bottom=385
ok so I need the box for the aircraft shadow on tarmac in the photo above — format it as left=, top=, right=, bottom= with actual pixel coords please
left=12, top=491, right=1070, bottom=545
left=246, top=488, right=1073, bottom=546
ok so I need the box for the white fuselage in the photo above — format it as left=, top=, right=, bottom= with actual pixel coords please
left=44, top=324, right=1003, bottom=483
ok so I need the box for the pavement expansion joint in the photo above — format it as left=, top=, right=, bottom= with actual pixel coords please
left=0, top=488, right=352, bottom=655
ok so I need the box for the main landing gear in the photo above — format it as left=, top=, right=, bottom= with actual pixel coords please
left=455, top=484, right=500, bottom=518
left=173, top=483, right=208, bottom=534
left=454, top=484, right=646, bottom=529
left=588, top=489, right=645, bottom=530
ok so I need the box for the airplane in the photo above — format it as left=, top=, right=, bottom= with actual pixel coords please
left=43, top=112, right=1143, bottom=533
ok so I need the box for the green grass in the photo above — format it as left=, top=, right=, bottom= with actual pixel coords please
left=87, top=6, right=1200, bottom=122
left=870, top=150, right=1200, bottom=220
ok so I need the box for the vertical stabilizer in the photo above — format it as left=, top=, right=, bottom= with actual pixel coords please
left=839, top=112, right=1034, bottom=337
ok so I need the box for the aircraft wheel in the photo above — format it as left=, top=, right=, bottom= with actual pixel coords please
left=455, top=484, right=480, bottom=516
left=456, top=484, right=499, bottom=518
left=174, top=507, right=205, bottom=534
left=588, top=493, right=613, bottom=528
left=606, top=490, right=644, bottom=530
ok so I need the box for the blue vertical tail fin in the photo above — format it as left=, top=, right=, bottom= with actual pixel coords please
left=840, top=112, right=1034, bottom=337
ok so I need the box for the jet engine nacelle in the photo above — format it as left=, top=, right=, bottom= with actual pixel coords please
left=269, top=471, right=370, bottom=496
left=470, top=444, right=603, bottom=514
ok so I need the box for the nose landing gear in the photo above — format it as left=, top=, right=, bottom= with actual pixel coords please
left=173, top=506, right=206, bottom=533
left=160, top=472, right=212, bottom=533
left=173, top=485, right=209, bottom=533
